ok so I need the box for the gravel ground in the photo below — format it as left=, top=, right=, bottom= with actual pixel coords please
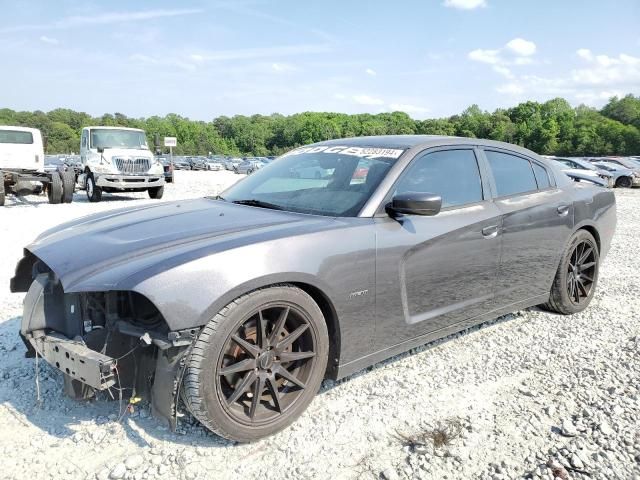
left=0, top=173, right=638, bottom=480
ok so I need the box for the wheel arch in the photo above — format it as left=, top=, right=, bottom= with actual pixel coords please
left=574, top=221, right=601, bottom=253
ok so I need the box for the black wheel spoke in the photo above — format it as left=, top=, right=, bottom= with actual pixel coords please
left=249, top=376, right=266, bottom=419
left=576, top=278, right=588, bottom=297
left=275, top=324, right=309, bottom=353
left=579, top=261, right=596, bottom=272
left=266, top=377, right=282, bottom=412
left=269, top=307, right=290, bottom=345
left=256, top=310, right=267, bottom=349
left=578, top=247, right=592, bottom=265
left=231, top=334, right=261, bottom=358
left=278, top=350, right=315, bottom=363
left=220, top=358, right=256, bottom=376
left=226, top=371, right=257, bottom=405
left=275, top=365, right=306, bottom=389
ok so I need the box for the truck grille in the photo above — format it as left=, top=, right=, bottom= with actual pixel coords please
left=113, top=157, right=151, bottom=174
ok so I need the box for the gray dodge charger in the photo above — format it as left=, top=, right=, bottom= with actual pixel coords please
left=11, top=136, right=616, bottom=442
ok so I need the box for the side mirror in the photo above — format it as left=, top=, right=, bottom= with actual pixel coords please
left=387, top=192, right=442, bottom=217
left=97, top=146, right=104, bottom=153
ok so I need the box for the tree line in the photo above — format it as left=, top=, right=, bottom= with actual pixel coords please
left=1, top=94, right=639, bottom=157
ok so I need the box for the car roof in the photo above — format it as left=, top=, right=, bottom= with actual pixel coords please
left=312, top=135, right=541, bottom=158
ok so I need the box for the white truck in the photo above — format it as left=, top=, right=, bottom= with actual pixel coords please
left=0, top=126, right=75, bottom=206
left=78, top=126, right=165, bottom=202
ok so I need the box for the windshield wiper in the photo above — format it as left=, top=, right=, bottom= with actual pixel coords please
left=231, top=199, right=284, bottom=210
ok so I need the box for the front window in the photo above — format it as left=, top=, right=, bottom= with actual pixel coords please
left=221, top=145, right=404, bottom=216
left=0, top=130, right=33, bottom=144
left=90, top=129, right=148, bottom=150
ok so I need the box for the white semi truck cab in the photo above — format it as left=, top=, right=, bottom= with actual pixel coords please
left=79, top=126, right=165, bottom=202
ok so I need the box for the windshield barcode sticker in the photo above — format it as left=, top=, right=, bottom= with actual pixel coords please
left=283, top=145, right=405, bottom=159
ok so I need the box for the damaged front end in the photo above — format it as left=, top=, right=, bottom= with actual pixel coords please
left=14, top=256, right=199, bottom=429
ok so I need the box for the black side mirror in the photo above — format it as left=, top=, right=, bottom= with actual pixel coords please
left=387, top=192, right=442, bottom=217
left=97, top=146, right=104, bottom=153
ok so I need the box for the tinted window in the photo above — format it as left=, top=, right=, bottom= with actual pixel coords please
left=0, top=130, right=33, bottom=144
left=485, top=150, right=537, bottom=197
left=394, top=149, right=483, bottom=208
left=532, top=162, right=551, bottom=189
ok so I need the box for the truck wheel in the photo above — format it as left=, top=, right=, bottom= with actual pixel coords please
left=148, top=186, right=164, bottom=199
left=47, top=171, right=63, bottom=204
left=62, top=169, right=75, bottom=203
left=0, top=179, right=5, bottom=206
left=86, top=174, right=102, bottom=202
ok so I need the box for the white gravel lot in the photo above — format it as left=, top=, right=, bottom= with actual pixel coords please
left=0, top=172, right=638, bottom=480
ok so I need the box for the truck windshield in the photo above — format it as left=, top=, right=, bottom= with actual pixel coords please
left=0, top=130, right=33, bottom=144
left=90, top=129, right=148, bottom=150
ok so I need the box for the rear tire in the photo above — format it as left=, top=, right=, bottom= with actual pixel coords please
left=86, top=173, right=102, bottom=202
left=47, top=171, right=63, bottom=204
left=542, top=230, right=599, bottom=315
left=0, top=178, right=5, bottom=206
left=615, top=176, right=632, bottom=188
left=62, top=169, right=75, bottom=203
left=183, top=285, right=329, bottom=442
left=148, top=186, right=164, bottom=199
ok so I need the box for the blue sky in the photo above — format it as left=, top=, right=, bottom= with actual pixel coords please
left=1, top=0, right=639, bottom=120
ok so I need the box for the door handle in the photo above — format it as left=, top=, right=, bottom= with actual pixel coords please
left=481, top=225, right=499, bottom=239
left=557, top=205, right=570, bottom=216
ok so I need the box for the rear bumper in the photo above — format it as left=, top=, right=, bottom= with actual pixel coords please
left=95, top=174, right=164, bottom=189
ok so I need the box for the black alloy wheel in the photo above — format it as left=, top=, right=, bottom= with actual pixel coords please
left=217, top=304, right=317, bottom=425
left=183, top=285, right=329, bottom=442
left=566, top=240, right=597, bottom=305
left=542, top=229, right=599, bottom=315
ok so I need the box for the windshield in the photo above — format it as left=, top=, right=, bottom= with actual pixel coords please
left=221, top=145, right=404, bottom=217
left=0, top=130, right=33, bottom=144
left=90, top=129, right=148, bottom=150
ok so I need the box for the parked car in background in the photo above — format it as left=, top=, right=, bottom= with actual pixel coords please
left=590, top=161, right=638, bottom=188
left=234, top=158, right=265, bottom=174
left=172, top=157, right=191, bottom=170
left=594, top=157, right=640, bottom=176
left=187, top=156, right=208, bottom=170
left=224, top=157, right=243, bottom=170
left=205, top=158, right=225, bottom=171
left=156, top=157, right=174, bottom=183
left=550, top=157, right=613, bottom=187
left=12, top=135, right=616, bottom=442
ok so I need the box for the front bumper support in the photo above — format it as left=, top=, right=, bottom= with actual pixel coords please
left=34, top=333, right=116, bottom=390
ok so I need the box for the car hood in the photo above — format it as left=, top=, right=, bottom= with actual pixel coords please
left=26, top=198, right=336, bottom=291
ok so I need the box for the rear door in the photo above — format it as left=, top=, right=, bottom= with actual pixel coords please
left=481, top=149, right=574, bottom=307
left=374, top=147, right=503, bottom=348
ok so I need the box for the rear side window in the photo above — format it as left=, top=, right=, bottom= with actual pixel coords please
left=394, top=149, right=483, bottom=208
left=0, top=130, right=33, bottom=144
left=485, top=150, right=537, bottom=197
left=532, top=162, right=551, bottom=189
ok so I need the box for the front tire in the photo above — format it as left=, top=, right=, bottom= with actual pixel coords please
left=183, top=285, right=329, bottom=442
left=148, top=186, right=164, bottom=199
left=86, top=173, right=102, bottom=202
left=542, top=230, right=599, bottom=315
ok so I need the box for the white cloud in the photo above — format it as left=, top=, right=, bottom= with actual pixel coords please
left=492, top=65, right=514, bottom=79
left=389, top=103, right=430, bottom=114
left=39, top=35, right=58, bottom=45
left=571, top=50, right=640, bottom=86
left=468, top=49, right=501, bottom=65
left=352, top=94, right=385, bottom=105
left=365, top=68, right=377, bottom=76
left=272, top=62, right=296, bottom=72
left=1, top=9, right=202, bottom=33
left=505, top=38, right=536, bottom=56
left=194, top=44, right=330, bottom=62
left=496, top=83, right=525, bottom=95
left=443, top=0, right=487, bottom=10
left=576, top=49, right=593, bottom=61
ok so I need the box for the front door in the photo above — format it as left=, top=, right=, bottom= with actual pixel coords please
left=374, top=147, right=502, bottom=349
